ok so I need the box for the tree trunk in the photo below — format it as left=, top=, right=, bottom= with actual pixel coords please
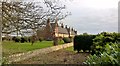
left=53, top=37, right=58, bottom=46
left=0, top=2, right=2, bottom=65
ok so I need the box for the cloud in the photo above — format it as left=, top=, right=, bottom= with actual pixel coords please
left=23, top=0, right=118, bottom=34
left=62, top=8, right=118, bottom=34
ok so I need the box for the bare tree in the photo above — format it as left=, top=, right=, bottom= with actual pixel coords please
left=2, top=1, right=70, bottom=36
left=0, top=1, right=2, bottom=65
left=2, top=0, right=71, bottom=46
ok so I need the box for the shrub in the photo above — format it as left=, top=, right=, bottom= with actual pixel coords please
left=2, top=37, right=7, bottom=41
left=91, top=32, right=120, bottom=55
left=74, top=34, right=96, bottom=53
left=58, top=37, right=63, bottom=42
left=39, top=37, right=44, bottom=42
left=12, top=37, right=16, bottom=41
left=63, top=37, right=72, bottom=43
left=46, top=38, right=52, bottom=41
left=28, top=36, right=32, bottom=42
left=69, top=36, right=73, bottom=42
left=12, top=37, right=20, bottom=42
left=84, top=32, right=120, bottom=65
left=20, top=37, right=26, bottom=43
left=84, top=43, right=120, bottom=65
left=24, top=37, right=28, bottom=42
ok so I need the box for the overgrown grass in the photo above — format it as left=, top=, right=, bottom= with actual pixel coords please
left=65, top=46, right=76, bottom=52
left=65, top=46, right=87, bottom=53
left=2, top=40, right=64, bottom=57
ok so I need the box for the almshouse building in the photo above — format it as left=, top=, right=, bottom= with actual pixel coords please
left=37, top=18, right=77, bottom=40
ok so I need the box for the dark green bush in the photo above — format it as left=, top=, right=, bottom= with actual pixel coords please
left=12, top=37, right=16, bottom=41
left=12, top=37, right=20, bottom=42
left=74, top=34, right=96, bottom=53
left=63, top=37, right=72, bottom=43
left=84, top=32, right=120, bottom=65
left=91, top=32, right=120, bottom=55
left=20, top=37, right=26, bottom=43
left=85, top=42, right=120, bottom=65
left=28, top=36, right=32, bottom=42
left=69, top=36, right=73, bottom=42
left=24, top=37, right=28, bottom=42
left=2, top=37, right=7, bottom=41
left=39, top=37, right=44, bottom=42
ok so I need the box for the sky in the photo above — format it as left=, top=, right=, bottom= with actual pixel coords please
left=16, top=0, right=119, bottom=34
left=60, top=0, right=119, bottom=34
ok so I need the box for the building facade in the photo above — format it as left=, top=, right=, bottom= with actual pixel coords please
left=37, top=18, right=77, bottom=40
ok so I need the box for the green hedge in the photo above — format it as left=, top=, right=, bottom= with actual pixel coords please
left=12, top=37, right=21, bottom=42
left=91, top=32, right=120, bottom=55
left=20, top=37, right=28, bottom=43
left=84, top=32, right=120, bottom=65
left=12, top=36, right=29, bottom=43
left=74, top=34, right=96, bottom=53
left=63, top=37, right=72, bottom=43
left=85, top=43, right=120, bottom=65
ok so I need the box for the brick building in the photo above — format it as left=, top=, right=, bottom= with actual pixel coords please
left=37, top=18, right=77, bottom=40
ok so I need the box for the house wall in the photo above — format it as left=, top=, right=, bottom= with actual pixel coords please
left=70, top=34, right=75, bottom=37
left=55, top=33, right=69, bottom=38
left=37, top=19, right=76, bottom=40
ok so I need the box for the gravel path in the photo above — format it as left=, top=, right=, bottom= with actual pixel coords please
left=6, top=43, right=73, bottom=63
left=14, top=49, right=90, bottom=64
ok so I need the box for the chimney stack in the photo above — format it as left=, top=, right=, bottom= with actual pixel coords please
left=71, top=28, right=74, bottom=31
left=65, top=25, right=68, bottom=29
left=74, top=30, right=77, bottom=34
left=61, top=23, right=64, bottom=28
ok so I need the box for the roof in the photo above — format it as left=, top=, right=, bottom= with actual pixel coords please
left=58, top=27, right=68, bottom=34
left=50, top=23, right=69, bottom=34
left=71, top=30, right=76, bottom=35
left=38, top=22, right=76, bottom=35
left=50, top=23, right=56, bottom=29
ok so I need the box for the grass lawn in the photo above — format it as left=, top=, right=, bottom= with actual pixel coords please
left=2, top=40, right=64, bottom=57
left=65, top=46, right=83, bottom=53
left=65, top=46, right=75, bottom=52
left=65, top=46, right=91, bottom=53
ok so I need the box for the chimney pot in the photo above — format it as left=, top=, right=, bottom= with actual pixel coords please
left=61, top=23, right=64, bottom=28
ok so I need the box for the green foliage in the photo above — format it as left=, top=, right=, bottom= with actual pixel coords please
left=84, top=43, right=120, bottom=65
left=69, top=36, right=74, bottom=42
left=74, top=34, right=96, bottom=52
left=28, top=36, right=32, bottom=42
left=39, top=37, right=44, bottom=42
left=2, top=37, right=8, bottom=41
left=85, top=32, right=120, bottom=65
left=91, top=32, right=120, bottom=55
left=58, top=39, right=64, bottom=45
left=63, top=37, right=72, bottom=43
left=20, top=37, right=28, bottom=43
left=12, top=37, right=21, bottom=42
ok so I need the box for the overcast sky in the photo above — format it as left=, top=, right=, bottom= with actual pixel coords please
left=60, top=0, right=119, bottom=34
left=23, top=0, right=119, bottom=34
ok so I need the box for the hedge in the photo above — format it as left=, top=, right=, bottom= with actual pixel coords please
left=20, top=37, right=28, bottom=43
left=91, top=32, right=120, bottom=55
left=63, top=37, right=72, bottom=43
left=12, top=37, right=21, bottom=42
left=12, top=36, right=28, bottom=43
left=74, top=34, right=96, bottom=53
left=85, top=32, right=120, bottom=65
